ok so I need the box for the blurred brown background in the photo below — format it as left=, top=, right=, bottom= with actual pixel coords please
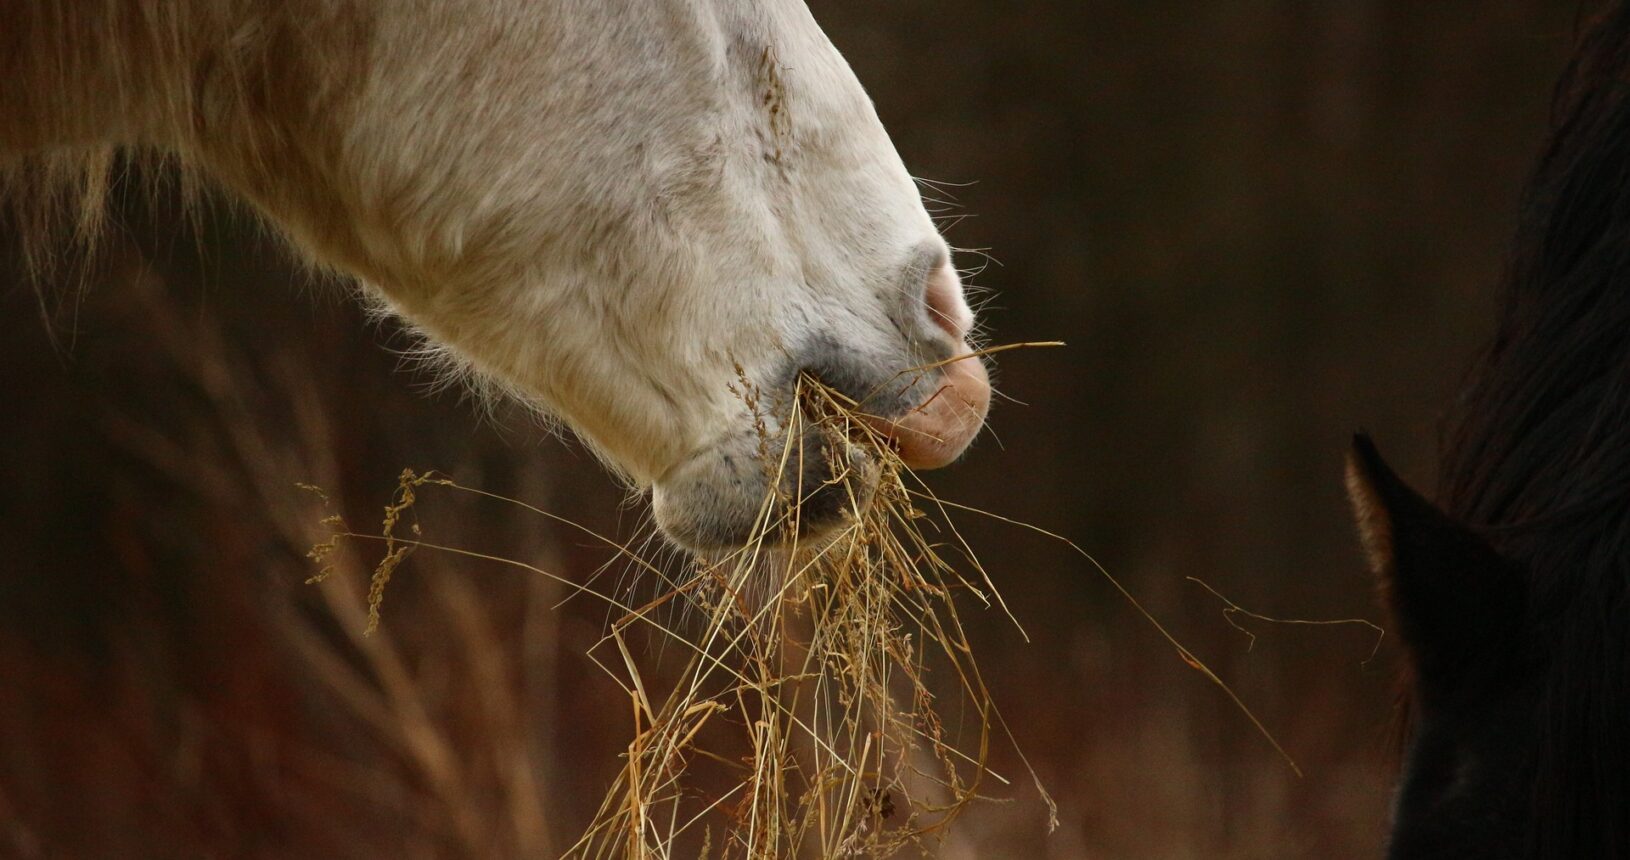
left=0, top=3, right=1584, bottom=858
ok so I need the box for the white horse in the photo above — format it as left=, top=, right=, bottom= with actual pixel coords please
left=1, top=0, right=991, bottom=550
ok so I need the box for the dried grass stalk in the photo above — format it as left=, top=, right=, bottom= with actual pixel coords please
left=310, top=368, right=1056, bottom=859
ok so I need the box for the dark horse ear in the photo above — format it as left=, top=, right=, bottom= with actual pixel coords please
left=1345, top=434, right=1525, bottom=699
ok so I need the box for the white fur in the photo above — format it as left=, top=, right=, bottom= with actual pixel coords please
left=3, top=0, right=969, bottom=545
left=308, top=1, right=938, bottom=489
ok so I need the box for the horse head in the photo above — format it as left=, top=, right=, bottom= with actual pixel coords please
left=5, top=1, right=990, bottom=552
left=1338, top=4, right=1630, bottom=853
left=1349, top=428, right=1630, bottom=857
left=298, top=3, right=990, bottom=551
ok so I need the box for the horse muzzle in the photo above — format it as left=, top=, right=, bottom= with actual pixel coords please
left=650, top=250, right=992, bottom=553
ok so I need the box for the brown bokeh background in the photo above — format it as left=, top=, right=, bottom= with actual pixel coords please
left=0, top=3, right=1584, bottom=857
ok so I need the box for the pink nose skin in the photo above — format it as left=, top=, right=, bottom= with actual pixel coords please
left=867, top=260, right=991, bottom=469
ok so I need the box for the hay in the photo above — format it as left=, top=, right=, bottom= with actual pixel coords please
left=560, top=374, right=1036, bottom=859
left=305, top=365, right=1055, bottom=858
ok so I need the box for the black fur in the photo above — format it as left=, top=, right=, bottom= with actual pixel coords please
left=1372, top=4, right=1630, bottom=856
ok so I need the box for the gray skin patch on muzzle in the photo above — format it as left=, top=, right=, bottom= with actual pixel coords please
left=651, top=413, right=878, bottom=553
left=652, top=325, right=951, bottom=554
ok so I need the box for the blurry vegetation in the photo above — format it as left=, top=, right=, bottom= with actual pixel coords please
left=0, top=3, right=1584, bottom=857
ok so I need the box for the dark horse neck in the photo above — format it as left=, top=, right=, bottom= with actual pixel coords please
left=1439, top=5, right=1630, bottom=854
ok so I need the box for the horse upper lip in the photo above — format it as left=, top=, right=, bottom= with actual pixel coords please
left=859, top=349, right=991, bottom=470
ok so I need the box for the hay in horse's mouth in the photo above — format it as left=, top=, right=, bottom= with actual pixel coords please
left=302, top=368, right=1056, bottom=858
left=559, top=374, right=1035, bottom=857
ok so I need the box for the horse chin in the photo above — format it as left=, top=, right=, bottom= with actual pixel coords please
left=650, top=425, right=881, bottom=555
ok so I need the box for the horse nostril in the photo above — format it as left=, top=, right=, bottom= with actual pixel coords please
left=922, top=259, right=974, bottom=340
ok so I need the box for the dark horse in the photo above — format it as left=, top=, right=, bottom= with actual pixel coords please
left=1345, top=4, right=1630, bottom=857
